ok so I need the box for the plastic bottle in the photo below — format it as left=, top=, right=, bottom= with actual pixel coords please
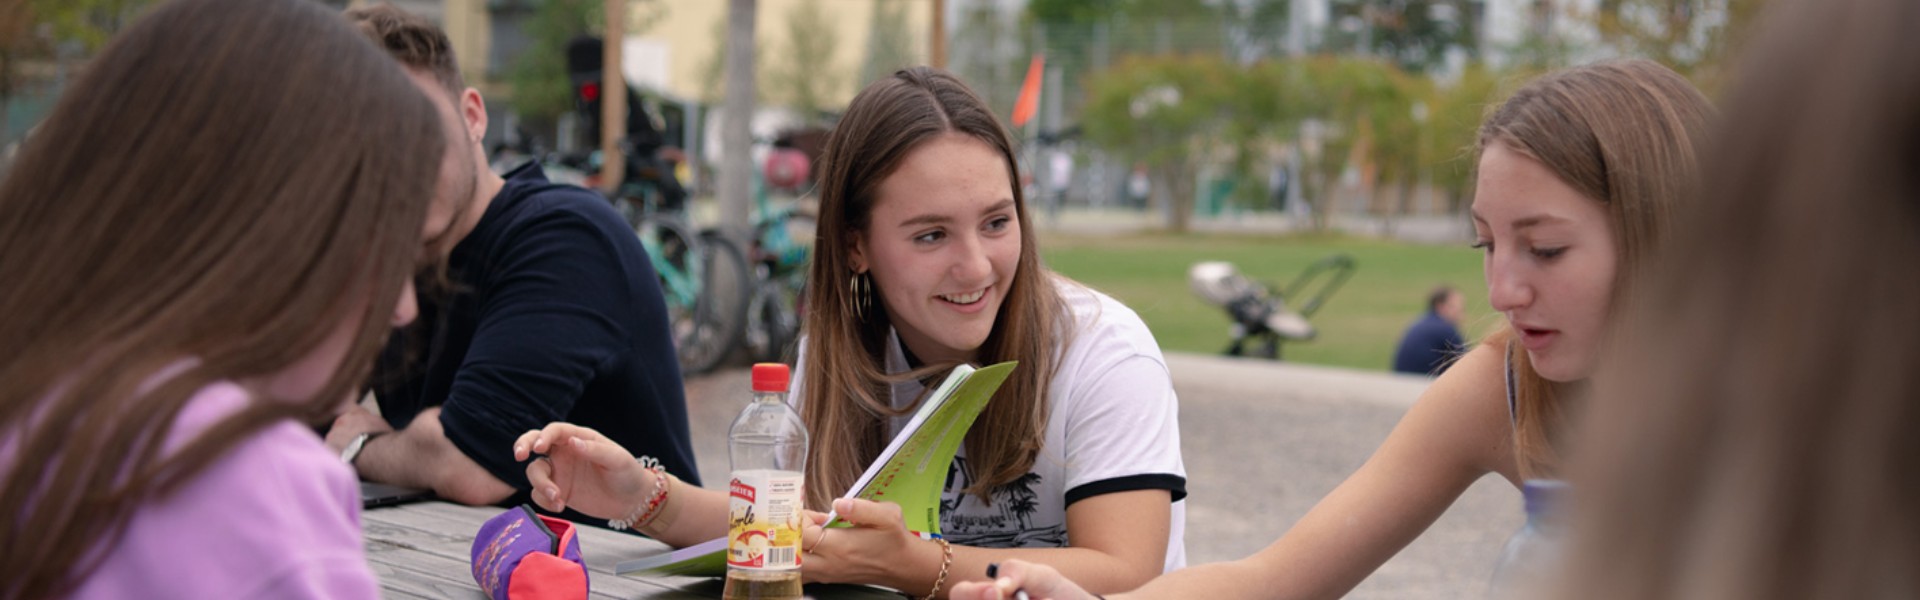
left=723, top=363, right=809, bottom=600
left=1488, top=479, right=1570, bottom=599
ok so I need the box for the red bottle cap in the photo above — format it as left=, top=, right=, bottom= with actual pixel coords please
left=751, top=363, right=791, bottom=392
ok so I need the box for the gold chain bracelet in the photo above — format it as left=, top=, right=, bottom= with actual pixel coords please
left=917, top=537, right=953, bottom=600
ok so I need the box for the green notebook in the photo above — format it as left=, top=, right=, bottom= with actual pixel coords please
left=615, top=361, right=1016, bottom=577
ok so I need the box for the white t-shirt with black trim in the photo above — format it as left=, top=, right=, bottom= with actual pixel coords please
left=795, top=280, right=1189, bottom=571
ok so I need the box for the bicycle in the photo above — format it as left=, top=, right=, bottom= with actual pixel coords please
left=741, top=169, right=814, bottom=363
left=596, top=152, right=751, bottom=376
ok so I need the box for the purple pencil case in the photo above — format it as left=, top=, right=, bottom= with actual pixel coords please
left=471, top=504, right=589, bottom=600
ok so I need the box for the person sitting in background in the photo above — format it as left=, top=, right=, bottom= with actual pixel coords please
left=0, top=0, right=441, bottom=596
left=1558, top=0, right=1920, bottom=597
left=1392, top=285, right=1468, bottom=376
left=952, top=58, right=1713, bottom=600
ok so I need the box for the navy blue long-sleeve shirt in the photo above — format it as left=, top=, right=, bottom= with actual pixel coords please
left=372, top=164, right=700, bottom=508
left=1391, top=311, right=1467, bottom=376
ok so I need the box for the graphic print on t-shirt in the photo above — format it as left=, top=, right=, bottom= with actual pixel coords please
left=937, top=456, right=1068, bottom=548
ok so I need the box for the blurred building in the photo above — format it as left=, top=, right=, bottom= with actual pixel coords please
left=634, top=1, right=932, bottom=107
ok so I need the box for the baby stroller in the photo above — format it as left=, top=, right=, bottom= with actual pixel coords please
left=1188, top=254, right=1356, bottom=360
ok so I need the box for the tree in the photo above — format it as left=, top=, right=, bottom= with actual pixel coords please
left=1026, top=0, right=1224, bottom=130
left=765, top=0, right=839, bottom=122
left=28, top=0, right=148, bottom=50
left=1289, top=56, right=1417, bottom=230
left=1083, top=54, right=1435, bottom=231
left=1366, top=68, right=1426, bottom=230
left=858, top=0, right=918, bottom=88
left=1025, top=0, right=1108, bottom=26
left=1325, top=0, right=1482, bottom=74
left=2, top=0, right=157, bottom=145
left=1082, top=55, right=1239, bottom=232
left=1592, top=0, right=1768, bottom=91
left=0, top=1, right=37, bottom=146
left=1419, top=63, right=1508, bottom=214
left=949, top=2, right=1027, bottom=118
left=1220, top=0, right=1294, bottom=62
left=501, top=0, right=668, bottom=122
left=503, top=0, right=601, bottom=122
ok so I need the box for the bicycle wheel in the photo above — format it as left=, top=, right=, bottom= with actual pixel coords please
left=637, top=217, right=711, bottom=373
left=676, top=230, right=750, bottom=375
left=743, top=275, right=802, bottom=363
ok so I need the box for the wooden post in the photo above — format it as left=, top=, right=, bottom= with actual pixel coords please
left=930, top=0, right=946, bottom=69
left=600, top=0, right=627, bottom=193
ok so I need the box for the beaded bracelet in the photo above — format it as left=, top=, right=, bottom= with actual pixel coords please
left=918, top=537, right=953, bottom=600
left=608, top=456, right=669, bottom=531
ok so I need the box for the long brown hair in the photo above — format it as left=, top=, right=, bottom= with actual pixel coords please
left=800, top=67, right=1066, bottom=508
left=0, top=0, right=442, bottom=597
left=1474, top=59, right=1712, bottom=478
left=1562, top=0, right=1920, bottom=597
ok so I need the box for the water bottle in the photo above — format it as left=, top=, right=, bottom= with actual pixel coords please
left=1488, top=479, right=1569, bottom=599
left=723, top=363, right=808, bottom=600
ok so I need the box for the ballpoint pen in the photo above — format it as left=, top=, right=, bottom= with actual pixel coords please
left=985, top=563, right=1031, bottom=600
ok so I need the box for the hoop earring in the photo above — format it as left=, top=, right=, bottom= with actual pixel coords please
left=850, top=272, right=873, bottom=321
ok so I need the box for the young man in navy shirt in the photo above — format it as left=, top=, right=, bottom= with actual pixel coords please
left=324, top=5, right=698, bottom=514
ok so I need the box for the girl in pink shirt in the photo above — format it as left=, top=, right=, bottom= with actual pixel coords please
left=0, top=0, right=443, bottom=596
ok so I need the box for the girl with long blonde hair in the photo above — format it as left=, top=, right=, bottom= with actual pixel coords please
left=1560, top=0, right=1920, bottom=597
left=954, top=59, right=1712, bottom=600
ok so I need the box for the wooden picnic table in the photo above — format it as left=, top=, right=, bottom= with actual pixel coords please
left=363, top=501, right=901, bottom=599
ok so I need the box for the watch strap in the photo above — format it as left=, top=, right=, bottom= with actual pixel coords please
left=340, top=431, right=385, bottom=465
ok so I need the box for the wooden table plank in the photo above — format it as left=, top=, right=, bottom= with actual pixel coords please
left=362, top=503, right=687, bottom=596
left=368, top=541, right=659, bottom=600
left=364, top=501, right=899, bottom=599
left=363, top=549, right=488, bottom=599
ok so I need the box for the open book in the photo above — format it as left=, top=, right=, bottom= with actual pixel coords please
left=615, top=361, right=1017, bottom=577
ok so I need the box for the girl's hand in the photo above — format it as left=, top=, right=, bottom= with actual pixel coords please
left=949, top=559, right=1101, bottom=600
left=512, top=422, right=648, bottom=519
left=799, top=498, right=932, bottom=588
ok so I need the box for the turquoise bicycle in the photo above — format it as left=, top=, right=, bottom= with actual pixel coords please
left=604, top=162, right=749, bottom=376
left=741, top=163, right=814, bottom=364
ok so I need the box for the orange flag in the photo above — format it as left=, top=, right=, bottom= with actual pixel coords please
left=1011, top=54, right=1045, bottom=127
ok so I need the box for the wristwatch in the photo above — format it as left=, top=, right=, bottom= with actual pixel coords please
left=339, top=431, right=382, bottom=465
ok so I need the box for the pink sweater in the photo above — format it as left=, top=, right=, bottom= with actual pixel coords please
left=68, top=381, right=379, bottom=598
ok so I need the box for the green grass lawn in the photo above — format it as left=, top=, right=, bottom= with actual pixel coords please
left=1040, top=232, right=1498, bottom=372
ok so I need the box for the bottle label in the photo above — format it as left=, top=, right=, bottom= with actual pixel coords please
left=726, top=469, right=804, bottom=570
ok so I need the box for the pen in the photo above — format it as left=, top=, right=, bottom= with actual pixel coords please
left=817, top=510, right=942, bottom=540
left=985, top=563, right=1030, bottom=599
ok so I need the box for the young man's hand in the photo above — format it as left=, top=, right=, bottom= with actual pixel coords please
left=325, top=403, right=392, bottom=455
